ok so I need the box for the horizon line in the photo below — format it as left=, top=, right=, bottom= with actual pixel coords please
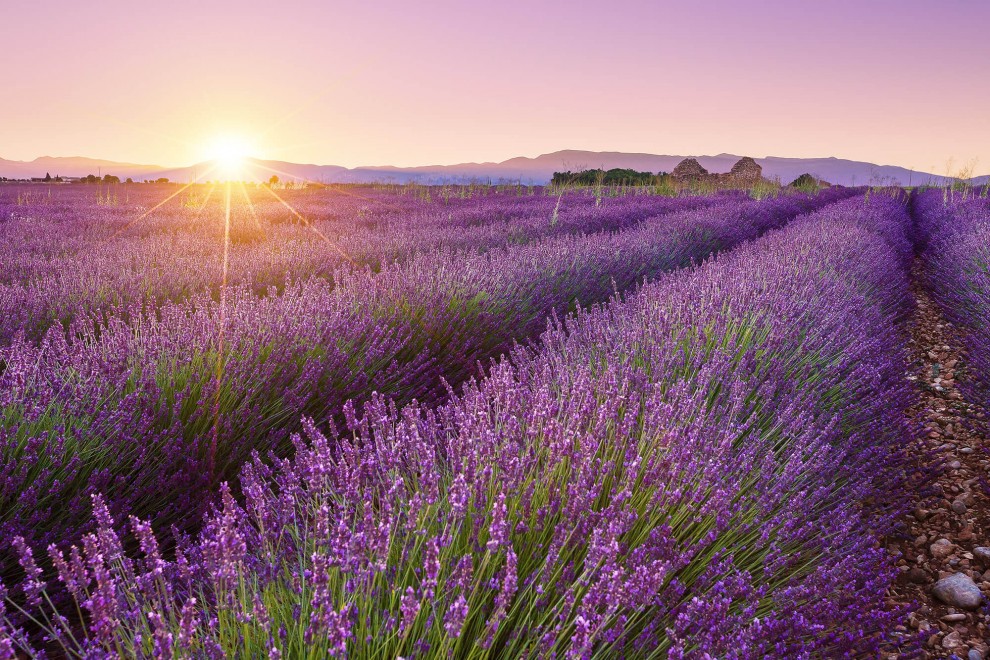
left=1, top=150, right=986, bottom=180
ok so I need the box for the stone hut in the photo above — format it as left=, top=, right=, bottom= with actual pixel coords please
left=670, top=156, right=767, bottom=189
left=728, top=157, right=762, bottom=183
left=671, top=158, right=710, bottom=180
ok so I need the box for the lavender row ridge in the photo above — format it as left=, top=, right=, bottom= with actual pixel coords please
left=1, top=191, right=918, bottom=657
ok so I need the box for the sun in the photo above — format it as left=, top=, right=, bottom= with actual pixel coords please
left=203, top=134, right=254, bottom=180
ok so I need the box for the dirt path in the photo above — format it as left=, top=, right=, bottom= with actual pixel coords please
left=885, top=260, right=990, bottom=658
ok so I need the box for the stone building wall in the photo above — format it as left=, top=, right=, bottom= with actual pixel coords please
left=670, top=156, right=766, bottom=188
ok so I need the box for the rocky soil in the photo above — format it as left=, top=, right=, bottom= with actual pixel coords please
left=886, top=262, right=990, bottom=659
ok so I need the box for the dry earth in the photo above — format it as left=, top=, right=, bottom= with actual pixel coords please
left=886, top=262, right=990, bottom=659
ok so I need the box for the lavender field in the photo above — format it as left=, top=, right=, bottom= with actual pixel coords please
left=0, top=182, right=988, bottom=658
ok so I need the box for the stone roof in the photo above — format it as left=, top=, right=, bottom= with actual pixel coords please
left=671, top=158, right=710, bottom=179
left=729, top=157, right=762, bottom=181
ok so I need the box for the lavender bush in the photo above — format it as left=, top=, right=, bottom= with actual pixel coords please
left=0, top=189, right=855, bottom=570
left=911, top=190, right=990, bottom=409
left=1, top=192, right=917, bottom=657
left=0, top=185, right=714, bottom=345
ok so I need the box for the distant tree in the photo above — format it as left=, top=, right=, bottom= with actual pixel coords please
left=44, top=172, right=52, bottom=182
left=789, top=173, right=822, bottom=192
left=155, top=177, right=170, bottom=184
left=551, top=168, right=663, bottom=187
left=125, top=177, right=133, bottom=184
left=268, top=175, right=279, bottom=187
left=102, top=174, right=120, bottom=184
left=54, top=175, right=63, bottom=182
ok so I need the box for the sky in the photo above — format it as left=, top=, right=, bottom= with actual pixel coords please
left=3, top=0, right=989, bottom=174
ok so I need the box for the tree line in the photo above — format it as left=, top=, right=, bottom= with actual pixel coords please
left=73, top=174, right=171, bottom=184
left=551, top=168, right=669, bottom=187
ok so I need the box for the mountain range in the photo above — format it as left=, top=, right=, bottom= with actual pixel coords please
left=2, top=151, right=986, bottom=187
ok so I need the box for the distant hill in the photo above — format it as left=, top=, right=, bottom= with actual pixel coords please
left=2, top=151, right=985, bottom=187
left=0, top=156, right=170, bottom=180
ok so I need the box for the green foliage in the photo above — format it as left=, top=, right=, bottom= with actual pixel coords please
left=551, top=168, right=665, bottom=187
left=749, top=178, right=782, bottom=200
left=789, top=174, right=822, bottom=194
left=653, top=175, right=678, bottom=197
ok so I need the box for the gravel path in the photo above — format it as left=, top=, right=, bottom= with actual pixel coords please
left=886, top=260, right=990, bottom=658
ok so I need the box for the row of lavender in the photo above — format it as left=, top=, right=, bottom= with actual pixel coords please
left=1, top=192, right=917, bottom=657
left=0, top=189, right=854, bottom=585
left=912, top=190, right=990, bottom=409
left=0, top=186, right=714, bottom=344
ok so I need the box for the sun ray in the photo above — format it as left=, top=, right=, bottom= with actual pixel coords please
left=137, top=165, right=218, bottom=219
left=251, top=161, right=407, bottom=213
left=210, top=181, right=233, bottom=483
left=195, top=183, right=219, bottom=220
left=238, top=180, right=266, bottom=237
left=259, top=183, right=355, bottom=266
left=103, top=165, right=219, bottom=242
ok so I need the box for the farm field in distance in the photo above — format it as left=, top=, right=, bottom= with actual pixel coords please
left=1, top=178, right=988, bottom=657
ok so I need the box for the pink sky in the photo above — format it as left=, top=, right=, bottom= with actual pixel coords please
left=3, top=0, right=989, bottom=174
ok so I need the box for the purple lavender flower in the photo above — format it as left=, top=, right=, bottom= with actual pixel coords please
left=2, top=187, right=918, bottom=658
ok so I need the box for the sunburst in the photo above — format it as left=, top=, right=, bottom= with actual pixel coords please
left=203, top=134, right=254, bottom=181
